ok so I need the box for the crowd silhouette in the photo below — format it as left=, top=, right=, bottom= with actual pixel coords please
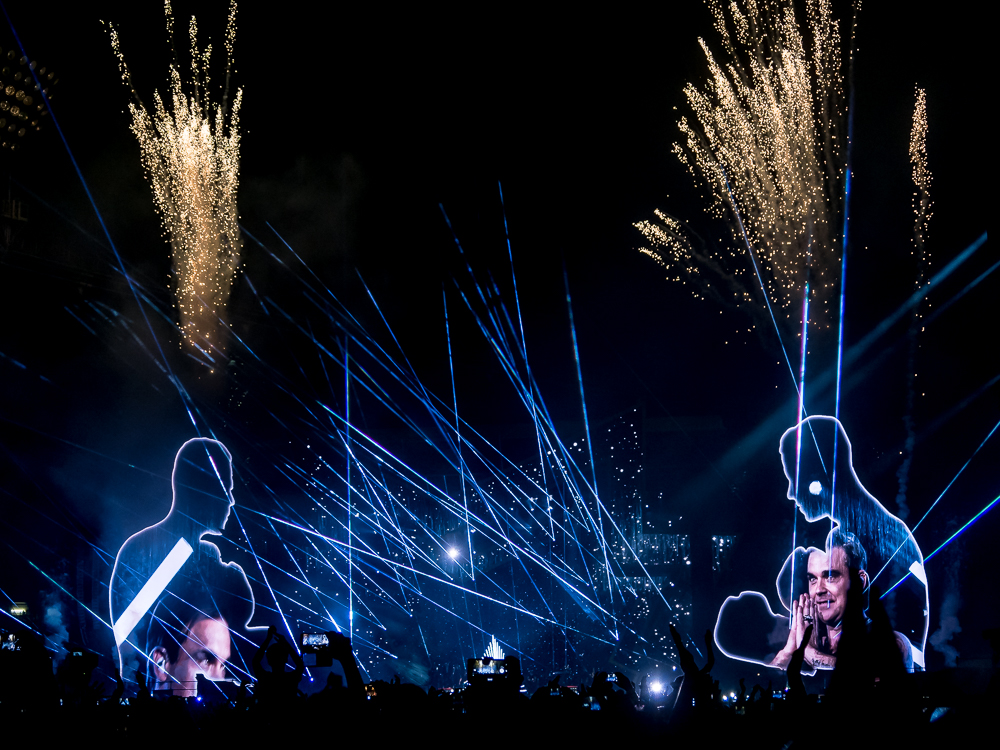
left=0, top=587, right=992, bottom=748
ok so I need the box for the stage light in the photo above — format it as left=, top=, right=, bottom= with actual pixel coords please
left=651, top=681, right=663, bottom=692
left=447, top=547, right=459, bottom=559
left=808, top=481, right=822, bottom=495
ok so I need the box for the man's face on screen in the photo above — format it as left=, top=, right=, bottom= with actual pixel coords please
left=161, top=616, right=231, bottom=696
left=807, top=548, right=851, bottom=627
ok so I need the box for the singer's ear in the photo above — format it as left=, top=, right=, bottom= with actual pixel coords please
left=858, top=568, right=870, bottom=591
left=150, top=647, right=170, bottom=683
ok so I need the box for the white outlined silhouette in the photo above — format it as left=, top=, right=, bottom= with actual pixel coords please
left=714, top=417, right=928, bottom=671
left=109, top=438, right=256, bottom=682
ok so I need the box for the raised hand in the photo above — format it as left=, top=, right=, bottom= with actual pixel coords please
left=787, top=623, right=814, bottom=697
left=770, top=593, right=813, bottom=669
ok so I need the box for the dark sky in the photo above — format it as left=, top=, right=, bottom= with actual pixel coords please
left=0, top=1, right=994, bottom=681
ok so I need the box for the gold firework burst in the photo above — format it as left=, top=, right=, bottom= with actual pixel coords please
left=637, top=0, right=850, bottom=337
left=111, top=1, right=242, bottom=354
left=910, top=87, right=932, bottom=281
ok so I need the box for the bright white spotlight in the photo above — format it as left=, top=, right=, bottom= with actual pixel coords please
left=448, top=547, right=459, bottom=559
left=651, top=681, right=663, bottom=693
left=809, top=480, right=823, bottom=495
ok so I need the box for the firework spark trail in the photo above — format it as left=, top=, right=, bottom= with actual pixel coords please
left=111, top=1, right=242, bottom=352
left=831, top=141, right=850, bottom=534
left=638, top=0, right=847, bottom=335
left=834, top=1, right=858, bottom=426
left=896, top=88, right=934, bottom=521
left=713, top=169, right=804, bottom=399
left=910, top=89, right=934, bottom=266
left=714, top=166, right=832, bottom=603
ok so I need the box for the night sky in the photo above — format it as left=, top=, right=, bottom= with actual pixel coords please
left=0, top=1, right=993, bottom=689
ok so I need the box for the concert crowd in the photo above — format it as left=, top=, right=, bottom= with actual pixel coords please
left=1, top=607, right=994, bottom=749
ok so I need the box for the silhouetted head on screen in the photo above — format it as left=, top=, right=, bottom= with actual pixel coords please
left=779, top=416, right=857, bottom=522
left=170, top=438, right=235, bottom=535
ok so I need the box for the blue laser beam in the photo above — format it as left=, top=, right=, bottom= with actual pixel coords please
left=881, top=492, right=1000, bottom=599
left=869, top=416, right=1000, bottom=588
